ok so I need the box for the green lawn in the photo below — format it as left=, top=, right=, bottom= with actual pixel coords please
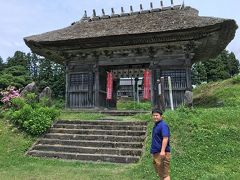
left=193, top=77, right=240, bottom=107
left=59, top=111, right=106, bottom=120
left=0, top=117, right=156, bottom=180
left=1, top=106, right=240, bottom=179
left=1, top=77, right=240, bottom=179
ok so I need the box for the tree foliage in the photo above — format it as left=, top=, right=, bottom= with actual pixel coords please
left=192, top=50, right=239, bottom=85
left=0, top=56, right=4, bottom=72
left=6, top=51, right=30, bottom=68
left=0, top=65, right=31, bottom=89
left=36, top=58, right=65, bottom=98
left=0, top=51, right=65, bottom=98
left=192, top=62, right=207, bottom=85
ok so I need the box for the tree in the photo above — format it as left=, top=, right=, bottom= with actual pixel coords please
left=1, top=51, right=65, bottom=98
left=0, top=52, right=32, bottom=90
left=51, top=63, right=65, bottom=98
left=36, top=58, right=65, bottom=98
left=27, top=53, right=40, bottom=81
left=227, top=52, right=239, bottom=76
left=7, top=51, right=30, bottom=69
left=191, top=62, right=207, bottom=85
left=192, top=50, right=239, bottom=84
left=203, top=51, right=230, bottom=82
left=0, top=56, right=5, bottom=72
left=0, top=65, right=31, bottom=89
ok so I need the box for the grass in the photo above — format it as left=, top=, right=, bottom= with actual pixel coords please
left=117, top=99, right=151, bottom=111
left=0, top=117, right=156, bottom=180
left=193, top=76, right=240, bottom=107
left=1, top=77, right=240, bottom=179
left=1, top=107, right=240, bottom=179
left=59, top=111, right=106, bottom=121
left=164, top=107, right=240, bottom=179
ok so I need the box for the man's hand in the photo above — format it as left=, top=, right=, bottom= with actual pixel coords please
left=160, top=151, right=166, bottom=158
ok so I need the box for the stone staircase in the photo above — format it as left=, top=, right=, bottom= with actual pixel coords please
left=64, top=110, right=149, bottom=116
left=27, top=120, right=148, bottom=163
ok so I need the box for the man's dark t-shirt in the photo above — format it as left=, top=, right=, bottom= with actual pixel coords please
left=151, top=120, right=170, bottom=154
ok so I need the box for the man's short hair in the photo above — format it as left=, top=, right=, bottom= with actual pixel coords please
left=152, top=109, right=163, bottom=115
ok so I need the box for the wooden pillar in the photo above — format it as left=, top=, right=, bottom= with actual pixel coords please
left=157, top=77, right=166, bottom=111
left=149, top=62, right=159, bottom=109
left=185, top=56, right=193, bottom=90
left=94, top=63, right=100, bottom=108
left=65, top=61, right=69, bottom=108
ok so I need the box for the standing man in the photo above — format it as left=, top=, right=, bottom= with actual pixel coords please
left=151, top=109, right=171, bottom=180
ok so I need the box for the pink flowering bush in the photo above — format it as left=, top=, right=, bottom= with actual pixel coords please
left=1, top=87, right=60, bottom=136
left=3, top=92, right=60, bottom=136
left=0, top=86, right=20, bottom=107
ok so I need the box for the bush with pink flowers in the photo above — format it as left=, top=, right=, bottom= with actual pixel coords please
left=0, top=86, right=20, bottom=107
left=1, top=88, right=59, bottom=136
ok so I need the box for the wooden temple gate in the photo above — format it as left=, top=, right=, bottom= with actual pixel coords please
left=24, top=3, right=237, bottom=110
left=64, top=42, right=193, bottom=109
left=66, top=67, right=190, bottom=109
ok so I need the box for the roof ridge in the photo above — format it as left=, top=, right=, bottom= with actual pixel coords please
left=71, top=4, right=188, bottom=25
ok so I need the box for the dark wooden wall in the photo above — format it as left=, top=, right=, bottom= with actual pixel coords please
left=66, top=63, right=95, bottom=108
left=65, top=42, right=194, bottom=109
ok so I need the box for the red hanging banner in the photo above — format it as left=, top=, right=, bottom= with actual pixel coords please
left=106, top=72, right=113, bottom=100
left=143, top=70, right=151, bottom=100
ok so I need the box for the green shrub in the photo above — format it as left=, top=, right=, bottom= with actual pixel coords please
left=37, top=106, right=60, bottom=121
left=39, top=97, right=52, bottom=107
left=232, top=74, right=240, bottom=84
left=11, top=97, right=26, bottom=110
left=22, top=110, right=52, bottom=135
left=11, top=104, right=32, bottom=125
left=11, top=104, right=59, bottom=135
left=24, top=93, right=38, bottom=107
left=5, top=94, right=60, bottom=136
left=10, top=105, right=59, bottom=136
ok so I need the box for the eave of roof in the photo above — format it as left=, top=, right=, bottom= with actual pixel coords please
left=24, top=6, right=230, bottom=44
left=23, top=5, right=237, bottom=64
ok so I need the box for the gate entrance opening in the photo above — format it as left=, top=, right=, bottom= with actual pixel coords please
left=98, top=64, right=150, bottom=109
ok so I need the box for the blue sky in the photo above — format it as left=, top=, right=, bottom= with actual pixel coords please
left=0, top=0, right=239, bottom=61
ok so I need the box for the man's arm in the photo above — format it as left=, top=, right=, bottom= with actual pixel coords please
left=160, top=137, right=168, bottom=156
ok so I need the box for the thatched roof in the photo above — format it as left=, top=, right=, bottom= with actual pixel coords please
left=25, top=6, right=232, bottom=42
left=24, top=6, right=237, bottom=62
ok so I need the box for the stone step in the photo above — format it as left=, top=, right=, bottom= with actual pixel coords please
left=56, top=120, right=147, bottom=126
left=27, top=119, right=147, bottom=163
left=44, top=133, right=145, bottom=142
left=63, top=110, right=148, bottom=116
left=49, top=128, right=146, bottom=136
left=28, top=150, right=139, bottom=163
left=99, top=111, right=148, bottom=116
left=32, top=144, right=143, bottom=156
left=53, top=124, right=147, bottom=131
left=38, top=139, right=144, bottom=149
